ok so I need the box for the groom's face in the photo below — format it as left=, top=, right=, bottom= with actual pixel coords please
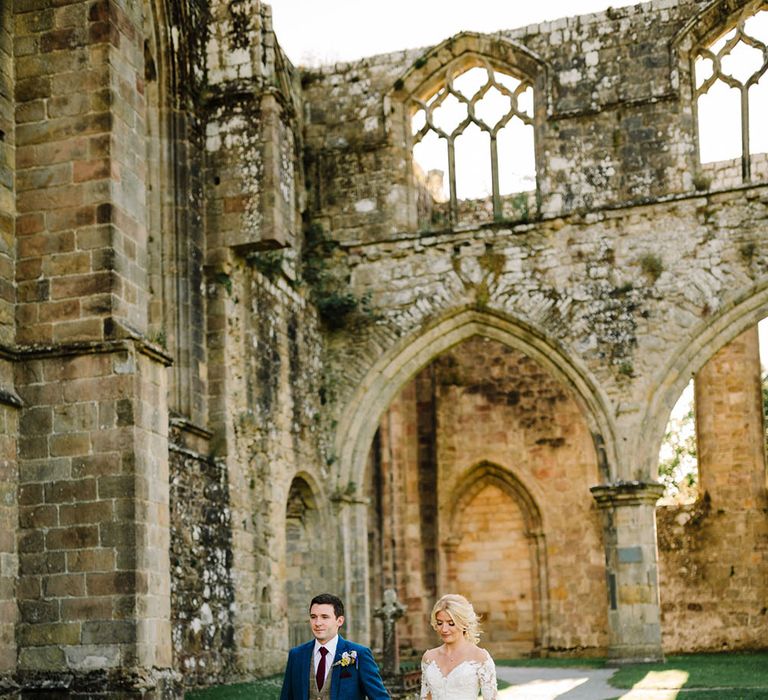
left=310, top=603, right=344, bottom=644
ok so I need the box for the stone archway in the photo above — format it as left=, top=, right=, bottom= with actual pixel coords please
left=334, top=307, right=614, bottom=643
left=336, top=308, right=615, bottom=489
left=445, top=463, right=546, bottom=657
left=284, top=475, right=328, bottom=647
left=640, top=282, right=768, bottom=479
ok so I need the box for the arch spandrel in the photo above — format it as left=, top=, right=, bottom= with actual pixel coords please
left=333, top=306, right=617, bottom=493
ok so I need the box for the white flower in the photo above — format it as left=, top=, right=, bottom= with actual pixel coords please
left=333, top=650, right=358, bottom=668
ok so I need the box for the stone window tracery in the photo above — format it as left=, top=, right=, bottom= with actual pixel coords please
left=409, top=56, right=536, bottom=227
left=694, top=4, right=768, bottom=182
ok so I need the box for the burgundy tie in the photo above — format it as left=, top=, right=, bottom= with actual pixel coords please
left=317, top=647, right=329, bottom=690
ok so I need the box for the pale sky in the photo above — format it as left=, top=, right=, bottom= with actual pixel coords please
left=270, top=0, right=642, bottom=66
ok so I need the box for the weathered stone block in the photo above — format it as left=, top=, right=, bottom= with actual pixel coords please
left=17, top=621, right=80, bottom=647
left=17, top=645, right=67, bottom=672
left=82, top=620, right=136, bottom=645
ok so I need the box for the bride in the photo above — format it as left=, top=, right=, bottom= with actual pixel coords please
left=420, top=594, right=497, bottom=700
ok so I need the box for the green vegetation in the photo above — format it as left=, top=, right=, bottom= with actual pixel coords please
left=639, top=252, right=664, bottom=282
left=658, top=395, right=698, bottom=502
left=186, top=674, right=282, bottom=700
left=248, top=250, right=285, bottom=281
left=302, top=223, right=375, bottom=330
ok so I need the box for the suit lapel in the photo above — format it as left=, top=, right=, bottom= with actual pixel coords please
left=330, top=636, right=346, bottom=700
left=299, top=641, right=313, bottom=700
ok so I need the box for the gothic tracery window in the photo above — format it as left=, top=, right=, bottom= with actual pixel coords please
left=695, top=4, right=768, bottom=183
left=409, top=56, right=536, bottom=227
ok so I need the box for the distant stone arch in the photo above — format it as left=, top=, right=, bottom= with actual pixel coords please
left=443, top=462, right=548, bottom=656
left=284, top=474, right=329, bottom=647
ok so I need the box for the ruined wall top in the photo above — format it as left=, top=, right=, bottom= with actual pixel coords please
left=297, top=0, right=760, bottom=245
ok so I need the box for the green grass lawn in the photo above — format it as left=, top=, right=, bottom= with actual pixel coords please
left=185, top=652, right=768, bottom=699
left=186, top=674, right=283, bottom=700
left=607, top=652, right=768, bottom=691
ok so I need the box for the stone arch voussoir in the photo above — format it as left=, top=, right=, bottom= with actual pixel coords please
left=390, top=31, right=547, bottom=100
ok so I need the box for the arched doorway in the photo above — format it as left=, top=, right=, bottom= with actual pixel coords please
left=365, top=334, right=606, bottom=656
left=284, top=476, right=327, bottom=647
left=447, top=467, right=542, bottom=657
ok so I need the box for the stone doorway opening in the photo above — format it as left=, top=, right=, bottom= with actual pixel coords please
left=285, top=476, right=327, bottom=648
left=364, top=334, right=606, bottom=659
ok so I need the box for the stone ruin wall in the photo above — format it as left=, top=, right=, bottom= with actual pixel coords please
left=0, top=0, right=17, bottom=679
left=300, top=0, right=768, bottom=659
left=301, top=0, right=705, bottom=249
left=1, top=0, right=768, bottom=693
left=657, top=327, right=768, bottom=653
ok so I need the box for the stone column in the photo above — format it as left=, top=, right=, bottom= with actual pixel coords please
left=695, top=326, right=766, bottom=507
left=0, top=386, right=20, bottom=681
left=13, top=0, right=175, bottom=694
left=591, top=481, right=665, bottom=662
left=0, top=1, right=17, bottom=682
left=15, top=342, right=173, bottom=694
left=675, top=326, right=768, bottom=649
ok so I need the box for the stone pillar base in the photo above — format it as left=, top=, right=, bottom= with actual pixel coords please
left=591, top=481, right=665, bottom=664
left=13, top=668, right=181, bottom=698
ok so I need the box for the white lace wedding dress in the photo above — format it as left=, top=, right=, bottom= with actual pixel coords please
left=420, top=653, right=498, bottom=700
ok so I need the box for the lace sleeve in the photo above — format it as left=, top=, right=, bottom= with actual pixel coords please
left=420, top=661, right=431, bottom=700
left=477, top=655, right=497, bottom=700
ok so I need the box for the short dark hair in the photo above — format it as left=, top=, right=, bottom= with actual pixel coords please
left=310, top=593, right=344, bottom=618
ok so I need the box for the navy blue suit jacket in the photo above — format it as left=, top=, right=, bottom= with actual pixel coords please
left=279, top=636, right=390, bottom=700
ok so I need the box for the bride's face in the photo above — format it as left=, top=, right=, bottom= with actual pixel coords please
left=434, top=610, right=462, bottom=644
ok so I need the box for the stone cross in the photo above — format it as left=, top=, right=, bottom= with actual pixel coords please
left=374, top=588, right=407, bottom=677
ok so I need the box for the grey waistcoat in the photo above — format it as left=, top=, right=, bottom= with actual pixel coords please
left=310, top=652, right=333, bottom=700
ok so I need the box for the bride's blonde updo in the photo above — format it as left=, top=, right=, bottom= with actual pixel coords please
left=430, top=594, right=482, bottom=645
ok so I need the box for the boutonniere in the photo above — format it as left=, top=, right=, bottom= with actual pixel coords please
left=333, top=650, right=357, bottom=668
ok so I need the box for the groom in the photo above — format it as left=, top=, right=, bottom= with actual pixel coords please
left=280, top=593, right=390, bottom=700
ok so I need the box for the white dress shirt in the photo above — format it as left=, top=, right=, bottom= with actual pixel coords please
left=313, top=634, right=339, bottom=686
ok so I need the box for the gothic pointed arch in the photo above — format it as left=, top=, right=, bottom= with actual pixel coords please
left=335, top=307, right=616, bottom=491
left=387, top=33, right=548, bottom=229
left=640, top=278, right=768, bottom=480
left=390, top=32, right=547, bottom=101
left=443, top=461, right=548, bottom=655
left=284, top=473, right=331, bottom=647
left=447, top=461, right=544, bottom=536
